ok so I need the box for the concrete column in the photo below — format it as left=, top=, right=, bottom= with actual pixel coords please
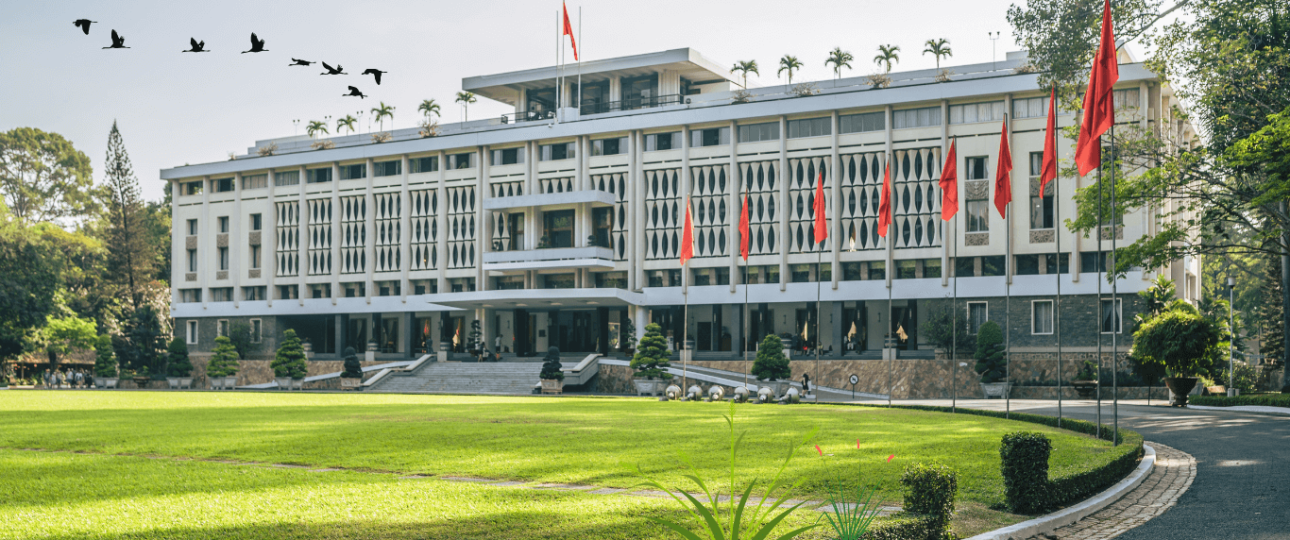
left=170, top=180, right=181, bottom=308
left=266, top=168, right=276, bottom=307
left=297, top=166, right=307, bottom=305
left=778, top=116, right=789, bottom=292
left=634, top=305, right=648, bottom=341
left=479, top=145, right=490, bottom=291
left=728, top=120, right=739, bottom=293
left=334, top=315, right=344, bottom=357
left=201, top=175, right=210, bottom=311
left=232, top=172, right=242, bottom=308
left=830, top=111, right=841, bottom=290
left=436, top=150, right=448, bottom=294
left=399, top=155, right=411, bottom=303
left=402, top=311, right=414, bottom=356
left=364, top=158, right=375, bottom=304
left=577, top=136, right=591, bottom=247
left=831, top=301, right=843, bottom=358
left=681, top=125, right=691, bottom=295
left=330, top=162, right=341, bottom=305
left=628, top=130, right=639, bottom=291
left=940, top=100, right=950, bottom=287
left=632, top=130, right=646, bottom=291
left=884, top=106, right=894, bottom=289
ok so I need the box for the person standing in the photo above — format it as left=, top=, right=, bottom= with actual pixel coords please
left=42, top=369, right=50, bottom=389
left=802, top=373, right=811, bottom=395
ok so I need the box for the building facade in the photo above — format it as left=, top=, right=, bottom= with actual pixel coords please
left=163, top=48, right=1198, bottom=385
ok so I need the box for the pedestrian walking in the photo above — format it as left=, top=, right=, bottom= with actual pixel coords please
left=42, top=370, right=50, bottom=389
left=802, top=373, right=811, bottom=395
left=75, top=370, right=84, bottom=389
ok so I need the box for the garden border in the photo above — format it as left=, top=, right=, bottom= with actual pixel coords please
left=1186, top=404, right=1290, bottom=416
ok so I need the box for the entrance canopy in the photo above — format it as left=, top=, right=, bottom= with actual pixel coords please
left=428, top=288, right=644, bottom=310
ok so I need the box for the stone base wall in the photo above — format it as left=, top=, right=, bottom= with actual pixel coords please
left=187, top=354, right=388, bottom=389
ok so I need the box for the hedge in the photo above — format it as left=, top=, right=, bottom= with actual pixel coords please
left=1000, top=432, right=1051, bottom=514
left=1189, top=393, right=1290, bottom=407
left=900, top=463, right=957, bottom=531
left=862, top=514, right=945, bottom=540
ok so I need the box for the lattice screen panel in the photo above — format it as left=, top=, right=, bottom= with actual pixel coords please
left=275, top=201, right=299, bottom=277
left=689, top=164, right=729, bottom=258
left=307, top=198, right=332, bottom=275
left=490, top=179, right=523, bottom=198
left=374, top=192, right=401, bottom=272
left=644, top=168, right=681, bottom=260
left=446, top=185, right=476, bottom=269
left=840, top=152, right=886, bottom=251
left=538, top=177, right=575, bottom=194
left=410, top=189, right=438, bottom=270
left=339, top=195, right=366, bottom=274
left=892, top=147, right=942, bottom=249
left=592, top=172, right=630, bottom=261
left=736, top=160, right=779, bottom=256
left=788, top=156, right=830, bottom=253
left=490, top=210, right=510, bottom=251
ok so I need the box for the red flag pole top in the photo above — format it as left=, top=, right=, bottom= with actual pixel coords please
left=1040, top=87, right=1059, bottom=197
left=994, top=117, right=1014, bottom=218
left=739, top=193, right=751, bottom=261
left=877, top=162, right=893, bottom=237
left=1075, top=0, right=1119, bottom=175
left=813, top=170, right=828, bottom=244
left=679, top=197, right=695, bottom=266
left=562, top=2, right=578, bottom=61
left=939, top=140, right=959, bottom=221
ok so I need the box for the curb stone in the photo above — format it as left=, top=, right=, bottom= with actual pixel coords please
left=1185, top=404, right=1290, bottom=416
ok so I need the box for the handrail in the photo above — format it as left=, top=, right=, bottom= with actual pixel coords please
left=395, top=353, right=435, bottom=373
left=500, top=109, right=557, bottom=124
left=363, top=367, right=395, bottom=387
left=560, top=353, right=601, bottom=386
left=580, top=94, right=684, bottom=116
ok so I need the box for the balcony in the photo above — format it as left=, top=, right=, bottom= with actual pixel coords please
left=483, top=246, right=613, bottom=271
left=482, top=188, right=615, bottom=211
left=580, top=94, right=683, bottom=116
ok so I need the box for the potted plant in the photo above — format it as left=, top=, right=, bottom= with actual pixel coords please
left=272, top=329, right=309, bottom=390
left=752, top=334, right=791, bottom=397
left=93, top=335, right=119, bottom=389
left=974, top=321, right=1010, bottom=398
left=539, top=346, right=565, bottom=394
left=166, top=337, right=193, bottom=389
left=1131, top=307, right=1221, bottom=407
left=207, top=336, right=240, bottom=390
left=340, top=347, right=363, bottom=390
left=630, top=323, right=672, bottom=395
left=538, top=235, right=551, bottom=249
left=1071, top=360, right=1098, bottom=398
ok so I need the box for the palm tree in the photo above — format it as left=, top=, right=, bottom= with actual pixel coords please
left=306, top=120, right=328, bottom=139
left=778, top=55, right=803, bottom=86
left=418, top=98, right=441, bottom=121
left=874, top=44, right=901, bottom=73
left=456, top=91, right=477, bottom=122
left=824, top=47, right=854, bottom=83
left=923, top=39, right=953, bottom=70
left=336, top=115, right=357, bottom=135
left=730, top=60, right=759, bottom=89
left=370, top=102, right=395, bottom=132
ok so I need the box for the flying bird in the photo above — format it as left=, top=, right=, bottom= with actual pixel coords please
left=241, top=32, right=267, bottom=53
left=320, top=62, right=346, bottom=75
left=182, top=38, right=209, bottom=53
left=73, top=19, right=97, bottom=35
left=289, top=58, right=314, bottom=67
left=362, top=68, right=387, bottom=85
left=103, top=29, right=129, bottom=49
left=344, top=86, right=367, bottom=99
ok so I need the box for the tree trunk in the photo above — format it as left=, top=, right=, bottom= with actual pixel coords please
left=1282, top=201, right=1289, bottom=390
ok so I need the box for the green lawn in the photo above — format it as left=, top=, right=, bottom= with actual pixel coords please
left=0, top=392, right=1128, bottom=539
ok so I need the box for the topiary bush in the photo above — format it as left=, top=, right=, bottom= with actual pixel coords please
left=1132, top=308, right=1221, bottom=378
left=630, top=323, right=672, bottom=379
left=206, top=336, right=240, bottom=378
left=974, top=321, right=1007, bottom=383
left=166, top=337, right=192, bottom=377
left=272, top=329, right=309, bottom=379
left=1000, top=431, right=1052, bottom=514
left=340, top=347, right=362, bottom=379
left=900, top=463, right=958, bottom=533
left=540, top=346, right=564, bottom=381
left=93, top=335, right=118, bottom=378
left=752, top=334, right=791, bottom=381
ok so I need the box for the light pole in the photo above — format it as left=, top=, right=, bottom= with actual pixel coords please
left=1228, top=277, right=1236, bottom=396
left=989, top=32, right=1001, bottom=72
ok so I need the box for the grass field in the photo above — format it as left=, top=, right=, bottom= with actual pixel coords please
left=0, top=392, right=1129, bottom=539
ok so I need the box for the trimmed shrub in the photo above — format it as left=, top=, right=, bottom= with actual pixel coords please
left=860, top=514, right=941, bottom=540
left=752, top=334, right=791, bottom=381
left=630, top=323, right=672, bottom=379
left=1191, top=393, right=1290, bottom=407
left=272, top=329, right=309, bottom=379
left=206, top=336, right=240, bottom=377
left=340, top=347, right=362, bottom=379
left=900, top=463, right=957, bottom=532
left=93, top=335, right=118, bottom=378
left=1001, top=432, right=1052, bottom=514
left=166, top=337, right=192, bottom=377
left=974, top=321, right=1006, bottom=383
left=540, top=346, right=564, bottom=381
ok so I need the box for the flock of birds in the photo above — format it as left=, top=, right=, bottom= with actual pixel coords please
left=74, top=19, right=387, bottom=99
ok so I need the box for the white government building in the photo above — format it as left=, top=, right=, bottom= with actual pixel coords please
left=162, top=47, right=1198, bottom=385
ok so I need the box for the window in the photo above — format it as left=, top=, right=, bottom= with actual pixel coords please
left=243, top=286, right=265, bottom=301
left=592, top=137, right=628, bottom=156
left=1080, top=251, right=1108, bottom=273
left=344, top=282, right=366, bottom=298
left=214, top=177, right=234, bottom=192
left=842, top=262, right=864, bottom=281
left=310, top=283, right=331, bottom=298
left=647, top=270, right=666, bottom=287
left=187, top=249, right=197, bottom=272
left=716, top=267, right=731, bottom=285
left=377, top=281, right=400, bottom=296
left=968, top=302, right=988, bottom=334
left=249, top=245, right=261, bottom=269
left=893, top=107, right=941, bottom=129
left=217, top=319, right=229, bottom=337
left=448, top=152, right=475, bottom=169
left=495, top=276, right=525, bottom=290
left=1112, top=88, right=1140, bottom=111
left=690, top=127, right=730, bottom=147
left=211, top=288, right=234, bottom=302
left=868, top=261, right=886, bottom=280
left=644, top=132, right=682, bottom=151
left=218, top=216, right=229, bottom=233
left=981, top=256, right=1006, bottom=276
left=693, top=269, right=711, bottom=286
left=338, top=164, right=366, bottom=180
left=274, top=170, right=300, bottom=186
left=506, top=213, right=526, bottom=251
left=544, top=273, right=575, bottom=289
left=490, top=148, right=524, bottom=165
left=186, top=320, right=198, bottom=344
left=788, top=117, right=831, bottom=139
left=949, top=101, right=1006, bottom=124
left=1032, top=300, right=1054, bottom=334
left=242, top=174, right=267, bottom=190
left=1101, top=298, right=1123, bottom=333
left=180, top=289, right=201, bottom=303
left=540, top=142, right=575, bottom=161
left=762, top=265, right=781, bottom=284
left=1029, top=152, right=1054, bottom=229
left=1045, top=253, right=1070, bottom=274
left=966, top=201, right=989, bottom=232
left=840, top=112, right=885, bottom=134
left=306, top=167, right=332, bottom=183
left=250, top=213, right=262, bottom=231
left=737, top=122, right=780, bottom=143
left=187, top=219, right=198, bottom=235
left=965, top=157, right=989, bottom=180
left=1012, top=96, right=1056, bottom=119
left=955, top=257, right=975, bottom=278
left=592, top=207, right=613, bottom=248
left=277, top=285, right=299, bottom=300
left=791, top=264, right=812, bottom=283
left=218, top=247, right=229, bottom=271
left=184, top=181, right=202, bottom=195
left=374, top=160, right=401, bottom=176
left=594, top=271, right=627, bottom=289
left=543, top=210, right=575, bottom=248
left=923, top=259, right=942, bottom=279
left=1015, top=254, right=1040, bottom=275
left=250, top=319, right=262, bottom=343
left=410, top=156, right=438, bottom=173
left=896, top=260, right=917, bottom=279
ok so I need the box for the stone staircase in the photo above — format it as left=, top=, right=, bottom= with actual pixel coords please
left=369, top=361, right=545, bottom=395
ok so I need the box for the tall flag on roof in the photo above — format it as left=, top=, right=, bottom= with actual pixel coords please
left=813, top=170, right=828, bottom=244
left=679, top=197, right=695, bottom=266
left=739, top=190, right=751, bottom=260
left=1040, top=88, right=1059, bottom=197
left=994, top=117, right=1014, bottom=218
left=562, top=1, right=579, bottom=61
left=1074, top=0, right=1119, bottom=175
left=939, top=140, right=959, bottom=221
left=877, top=162, right=892, bottom=237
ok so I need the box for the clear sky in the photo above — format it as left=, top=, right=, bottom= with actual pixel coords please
left=3, top=0, right=1047, bottom=203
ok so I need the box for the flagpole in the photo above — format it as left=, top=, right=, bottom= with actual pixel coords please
left=1053, top=87, right=1064, bottom=428
left=1005, top=113, right=1012, bottom=420
left=1110, top=121, right=1119, bottom=446
left=815, top=230, right=823, bottom=403
left=577, top=7, right=582, bottom=115
left=1096, top=159, right=1104, bottom=440
left=682, top=264, right=689, bottom=396
left=887, top=153, right=893, bottom=409
left=952, top=137, right=959, bottom=415
left=555, top=10, right=562, bottom=124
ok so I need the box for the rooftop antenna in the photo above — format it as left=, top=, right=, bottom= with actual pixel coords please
left=989, top=31, right=1001, bottom=72
left=293, top=119, right=300, bottom=136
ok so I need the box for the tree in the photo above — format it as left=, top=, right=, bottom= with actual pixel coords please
left=340, top=346, right=362, bottom=379
left=337, top=115, right=357, bottom=135
left=418, top=99, right=441, bottom=120
left=0, top=207, right=63, bottom=375
left=206, top=336, right=240, bottom=379
left=468, top=319, right=482, bottom=355
left=1135, top=275, right=1177, bottom=326
left=630, top=323, right=671, bottom=379
left=752, top=334, right=790, bottom=381
left=93, top=334, right=117, bottom=378
left=120, top=304, right=166, bottom=376
left=1255, top=255, right=1284, bottom=379
left=456, top=92, right=477, bottom=122
left=923, top=38, right=953, bottom=70
left=35, top=315, right=97, bottom=367
left=0, top=127, right=95, bottom=225
left=227, top=320, right=260, bottom=360
left=370, top=101, right=395, bottom=132
left=920, top=299, right=975, bottom=353
left=974, top=321, right=1007, bottom=383
left=100, top=121, right=155, bottom=310
left=1133, top=308, right=1222, bottom=378
left=730, top=60, right=759, bottom=89
left=306, top=120, right=328, bottom=139
left=166, top=336, right=192, bottom=377
left=824, top=47, right=854, bottom=82
left=621, top=316, right=638, bottom=354
left=778, top=55, right=803, bottom=85
left=272, top=329, right=308, bottom=379
left=873, top=44, right=901, bottom=73
left=540, top=346, right=564, bottom=381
